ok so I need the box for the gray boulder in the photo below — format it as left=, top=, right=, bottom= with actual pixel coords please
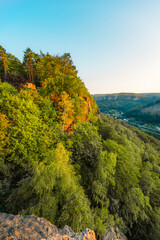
left=102, top=226, right=127, bottom=240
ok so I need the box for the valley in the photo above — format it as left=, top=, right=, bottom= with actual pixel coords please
left=94, top=93, right=160, bottom=139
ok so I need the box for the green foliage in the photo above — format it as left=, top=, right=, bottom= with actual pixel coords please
left=0, top=82, right=59, bottom=167
left=0, top=45, right=7, bottom=80
left=0, top=113, right=9, bottom=161
left=91, top=151, right=116, bottom=207
left=7, top=53, right=24, bottom=76
left=6, top=143, right=92, bottom=232
left=71, top=123, right=102, bottom=197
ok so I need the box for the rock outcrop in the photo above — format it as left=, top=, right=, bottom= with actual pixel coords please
left=0, top=213, right=127, bottom=240
left=0, top=213, right=96, bottom=240
left=102, top=227, right=127, bottom=240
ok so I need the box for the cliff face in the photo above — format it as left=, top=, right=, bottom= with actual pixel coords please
left=63, top=95, right=97, bottom=132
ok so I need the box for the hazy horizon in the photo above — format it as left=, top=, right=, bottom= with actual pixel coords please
left=93, top=91, right=160, bottom=95
left=1, top=0, right=160, bottom=94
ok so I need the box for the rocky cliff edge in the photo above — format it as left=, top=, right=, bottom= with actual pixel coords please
left=0, top=213, right=127, bottom=240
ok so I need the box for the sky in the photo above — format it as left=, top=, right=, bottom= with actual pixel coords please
left=0, top=0, right=160, bottom=94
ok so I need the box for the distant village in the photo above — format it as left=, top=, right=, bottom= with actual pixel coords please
left=107, top=111, right=160, bottom=134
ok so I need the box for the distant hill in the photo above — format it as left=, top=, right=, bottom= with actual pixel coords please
left=125, top=99, right=160, bottom=124
left=93, top=93, right=159, bottom=114
left=143, top=93, right=160, bottom=98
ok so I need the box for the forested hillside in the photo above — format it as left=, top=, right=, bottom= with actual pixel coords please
left=93, top=93, right=159, bottom=114
left=125, top=99, right=160, bottom=124
left=0, top=46, right=160, bottom=240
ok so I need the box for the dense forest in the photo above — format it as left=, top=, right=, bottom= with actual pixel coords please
left=0, top=46, right=160, bottom=240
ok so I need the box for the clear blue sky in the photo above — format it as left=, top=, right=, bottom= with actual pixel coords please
left=1, top=0, right=160, bottom=94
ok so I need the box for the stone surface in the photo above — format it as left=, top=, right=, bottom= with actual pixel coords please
left=0, top=213, right=96, bottom=240
left=102, top=227, right=127, bottom=240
